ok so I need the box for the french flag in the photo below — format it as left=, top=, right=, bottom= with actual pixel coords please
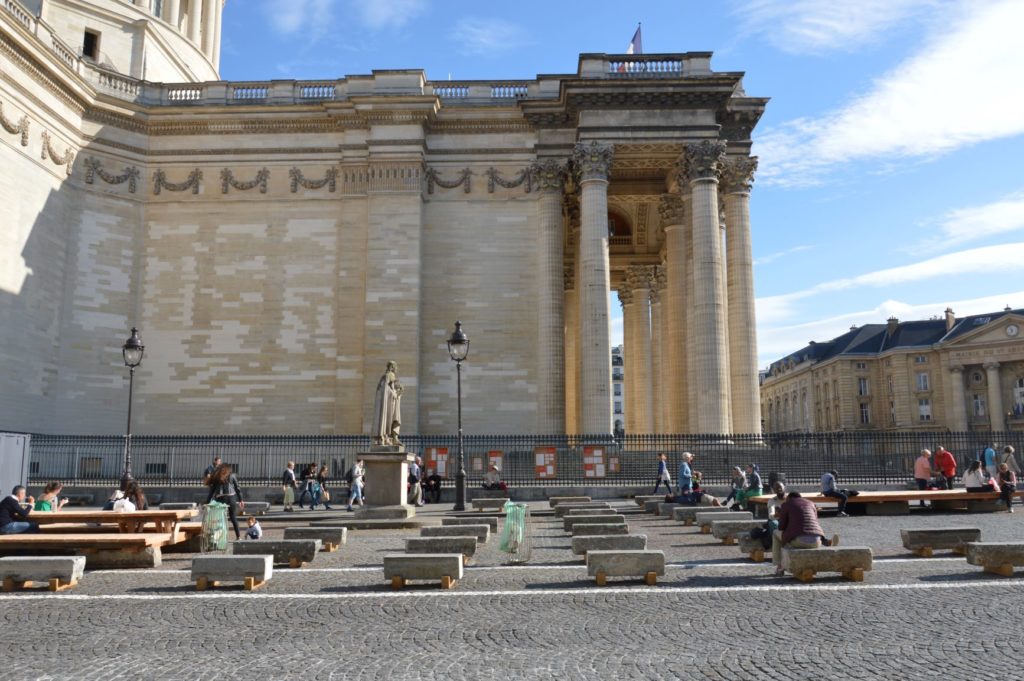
left=626, top=24, right=642, bottom=55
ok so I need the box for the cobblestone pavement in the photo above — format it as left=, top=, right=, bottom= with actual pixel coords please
left=2, top=502, right=1024, bottom=680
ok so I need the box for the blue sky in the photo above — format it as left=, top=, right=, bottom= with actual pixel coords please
left=221, top=0, right=1024, bottom=368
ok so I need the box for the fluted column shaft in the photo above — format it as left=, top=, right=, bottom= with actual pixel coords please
left=950, top=366, right=968, bottom=431
left=163, top=0, right=181, bottom=27
left=574, top=142, right=614, bottom=434
left=564, top=274, right=579, bottom=435
left=660, top=195, right=688, bottom=434
left=620, top=290, right=636, bottom=432
left=686, top=141, right=731, bottom=434
left=187, top=0, right=202, bottom=43
left=649, top=270, right=665, bottom=433
left=985, top=361, right=1006, bottom=431
left=533, top=161, right=566, bottom=434
left=212, top=0, right=223, bottom=68
left=627, top=265, right=654, bottom=434
left=202, top=0, right=217, bottom=58
left=722, top=157, right=761, bottom=434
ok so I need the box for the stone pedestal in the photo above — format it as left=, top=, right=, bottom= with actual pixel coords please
left=356, top=446, right=415, bottom=519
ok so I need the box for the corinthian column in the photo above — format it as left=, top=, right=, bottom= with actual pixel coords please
left=722, top=156, right=761, bottom=434
left=650, top=266, right=667, bottom=433
left=187, top=0, right=202, bottom=43
left=164, top=0, right=181, bottom=28
left=985, top=360, right=1006, bottom=431
left=685, top=140, right=731, bottom=434
left=619, top=288, right=636, bottom=432
left=564, top=267, right=578, bottom=434
left=949, top=365, right=968, bottom=431
left=659, top=193, right=688, bottom=433
left=212, top=0, right=223, bottom=68
left=201, top=0, right=216, bottom=56
left=533, top=160, right=567, bottom=434
left=627, top=265, right=655, bottom=433
left=573, top=141, right=614, bottom=434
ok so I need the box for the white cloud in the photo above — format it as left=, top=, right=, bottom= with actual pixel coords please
left=758, top=290, right=1024, bottom=366
left=262, top=0, right=334, bottom=37
left=451, top=18, right=528, bottom=56
left=753, top=244, right=813, bottom=266
left=932, top=191, right=1024, bottom=249
left=754, top=0, right=1024, bottom=186
left=737, top=0, right=936, bottom=55
left=353, top=0, right=426, bottom=30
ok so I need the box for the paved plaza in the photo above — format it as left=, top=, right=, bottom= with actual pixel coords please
left=2, top=503, right=1024, bottom=680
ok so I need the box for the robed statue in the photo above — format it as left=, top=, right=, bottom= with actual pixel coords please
left=372, top=361, right=403, bottom=445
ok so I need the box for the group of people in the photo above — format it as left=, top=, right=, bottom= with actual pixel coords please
left=915, top=444, right=1020, bottom=510
left=655, top=453, right=763, bottom=510
left=281, top=459, right=365, bottom=513
left=406, top=456, right=446, bottom=506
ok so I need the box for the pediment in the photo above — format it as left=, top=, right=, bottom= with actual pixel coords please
left=943, top=313, right=1024, bottom=347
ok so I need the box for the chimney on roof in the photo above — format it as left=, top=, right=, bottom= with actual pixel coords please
left=945, top=307, right=955, bottom=333
left=849, top=325, right=858, bottom=331
left=887, top=316, right=899, bottom=336
left=1006, top=305, right=1013, bottom=312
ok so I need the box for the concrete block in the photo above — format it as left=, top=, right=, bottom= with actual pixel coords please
left=587, top=550, right=665, bottom=585
left=643, top=500, right=663, bottom=513
left=240, top=501, right=271, bottom=516
left=965, top=542, right=1024, bottom=576
left=384, top=553, right=463, bottom=589
left=711, top=520, right=764, bottom=544
left=191, top=555, right=273, bottom=590
left=563, top=514, right=624, bottom=532
left=442, top=516, right=498, bottom=531
left=0, top=556, right=86, bottom=592
left=421, top=525, right=490, bottom=542
left=864, top=500, right=909, bottom=516
left=571, top=523, right=630, bottom=536
left=781, top=546, right=873, bottom=582
left=657, top=503, right=682, bottom=517
left=85, top=546, right=161, bottom=569
left=232, top=539, right=321, bottom=567
left=406, top=536, right=477, bottom=558
left=696, top=511, right=752, bottom=532
left=565, top=508, right=616, bottom=517
left=967, top=499, right=1003, bottom=513
left=634, top=495, right=666, bottom=506
left=571, top=534, right=647, bottom=556
left=283, top=526, right=348, bottom=551
left=549, top=496, right=592, bottom=507
left=900, top=528, right=981, bottom=557
left=737, top=536, right=768, bottom=562
left=554, top=503, right=612, bottom=517
left=472, top=498, right=509, bottom=511
left=673, top=505, right=731, bottom=525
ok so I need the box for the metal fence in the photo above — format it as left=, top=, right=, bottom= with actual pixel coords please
left=21, top=431, right=1024, bottom=488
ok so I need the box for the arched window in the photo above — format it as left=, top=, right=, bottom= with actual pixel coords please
left=607, top=210, right=632, bottom=245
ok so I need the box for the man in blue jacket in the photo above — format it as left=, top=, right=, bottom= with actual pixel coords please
left=0, top=486, right=39, bottom=534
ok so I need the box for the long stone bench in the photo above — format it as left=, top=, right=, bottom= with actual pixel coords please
left=0, top=556, right=86, bottom=592
left=442, top=516, right=498, bottom=532
left=231, top=539, right=321, bottom=568
left=781, top=546, right=873, bottom=582
left=965, top=542, right=1024, bottom=577
left=673, top=505, right=731, bottom=526
left=549, top=496, right=592, bottom=507
left=472, top=498, right=509, bottom=512
left=711, top=519, right=765, bottom=545
left=738, top=535, right=769, bottom=562
left=0, top=533, right=168, bottom=568
left=554, top=503, right=612, bottom=517
left=406, top=536, right=477, bottom=561
left=657, top=503, right=682, bottom=517
left=283, top=527, right=348, bottom=552
left=634, top=495, right=667, bottom=507
left=571, top=523, right=630, bottom=536
left=159, top=502, right=198, bottom=511
left=564, top=514, right=623, bottom=532
left=587, top=550, right=665, bottom=586
left=565, top=508, right=616, bottom=517
left=239, top=501, right=271, bottom=516
left=64, top=494, right=94, bottom=506
left=384, top=553, right=463, bottom=589
left=192, top=554, right=272, bottom=591
left=900, top=528, right=981, bottom=557
left=421, top=525, right=490, bottom=542
left=696, top=511, right=752, bottom=533
left=643, top=500, right=664, bottom=514
left=571, top=534, right=647, bottom=556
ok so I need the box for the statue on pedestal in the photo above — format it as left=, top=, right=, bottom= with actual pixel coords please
left=372, top=361, right=403, bottom=446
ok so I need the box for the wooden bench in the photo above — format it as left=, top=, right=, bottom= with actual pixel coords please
left=571, top=523, right=629, bottom=536
left=0, top=556, right=86, bottom=592
left=696, top=511, right=752, bottom=534
left=900, top=528, right=981, bottom=557
left=549, top=496, right=592, bottom=507
left=0, top=533, right=170, bottom=568
left=232, top=539, right=321, bottom=568
left=30, top=509, right=198, bottom=536
left=781, top=546, right=873, bottom=582
left=587, top=550, right=665, bottom=586
left=711, top=519, right=764, bottom=545
left=571, top=534, right=647, bottom=556
left=283, top=527, right=348, bottom=552
left=441, top=516, right=498, bottom=532
left=406, top=536, right=477, bottom=562
left=159, top=503, right=198, bottom=511
left=965, top=542, right=1024, bottom=577
left=384, top=553, right=463, bottom=589
left=749, top=489, right=1024, bottom=517
left=673, top=505, right=731, bottom=526
left=192, top=555, right=272, bottom=591
left=422, top=525, right=490, bottom=542
left=472, top=498, right=509, bottom=512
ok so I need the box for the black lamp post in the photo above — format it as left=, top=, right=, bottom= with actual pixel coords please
left=121, top=327, right=144, bottom=483
left=447, top=321, right=469, bottom=511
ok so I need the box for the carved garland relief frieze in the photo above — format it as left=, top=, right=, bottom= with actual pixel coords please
left=84, top=157, right=140, bottom=193
left=220, top=167, right=270, bottom=194
left=40, top=130, right=74, bottom=175
left=425, top=167, right=472, bottom=194
left=289, top=167, right=337, bottom=193
left=0, top=101, right=30, bottom=146
left=153, top=168, right=202, bottom=195
left=485, top=167, right=532, bottom=193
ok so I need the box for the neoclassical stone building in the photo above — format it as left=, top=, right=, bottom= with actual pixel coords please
left=1, top=0, right=766, bottom=436
left=761, top=308, right=1024, bottom=433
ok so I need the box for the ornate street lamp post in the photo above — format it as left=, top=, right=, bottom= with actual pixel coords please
left=447, top=321, right=469, bottom=511
left=121, top=327, right=144, bottom=483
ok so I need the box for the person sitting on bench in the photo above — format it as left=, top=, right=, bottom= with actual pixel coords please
left=482, top=463, right=507, bottom=491
left=963, top=460, right=997, bottom=492
left=820, top=469, right=849, bottom=517
left=0, top=486, right=40, bottom=535
left=773, top=492, right=835, bottom=576
left=423, top=469, right=443, bottom=504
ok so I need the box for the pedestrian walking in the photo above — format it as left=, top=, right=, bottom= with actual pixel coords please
left=346, top=459, right=365, bottom=512
left=653, top=453, right=673, bottom=495
left=205, top=464, right=245, bottom=540
left=297, top=463, right=316, bottom=508
left=312, top=465, right=333, bottom=511
left=281, top=461, right=297, bottom=512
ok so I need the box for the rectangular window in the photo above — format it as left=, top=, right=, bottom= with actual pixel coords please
left=613, top=384, right=621, bottom=396
left=614, top=401, right=623, bottom=414
left=973, top=394, right=987, bottom=417
left=83, top=30, right=99, bottom=60
left=153, top=0, right=164, bottom=17
left=887, top=375, right=894, bottom=395
left=860, top=403, right=870, bottom=424
left=914, top=355, right=928, bottom=364
left=858, top=377, right=869, bottom=396
left=890, top=401, right=896, bottom=424
left=916, top=372, right=930, bottom=391
left=918, top=398, right=932, bottom=421
left=855, top=362, right=867, bottom=370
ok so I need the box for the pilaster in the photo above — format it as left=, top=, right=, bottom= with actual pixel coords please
left=649, top=267, right=666, bottom=433
left=564, top=266, right=578, bottom=435
left=659, top=192, right=687, bottom=433
left=626, top=264, right=655, bottom=433
left=533, top=159, right=567, bottom=434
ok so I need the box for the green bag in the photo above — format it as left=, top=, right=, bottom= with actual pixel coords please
left=201, top=501, right=229, bottom=552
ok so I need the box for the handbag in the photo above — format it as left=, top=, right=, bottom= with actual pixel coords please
left=321, top=489, right=330, bottom=502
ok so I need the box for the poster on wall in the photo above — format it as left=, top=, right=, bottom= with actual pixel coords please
left=534, top=446, right=557, bottom=479
left=583, top=446, right=606, bottom=478
left=423, top=447, right=449, bottom=478
left=472, top=456, right=484, bottom=472
left=607, top=455, right=621, bottom=474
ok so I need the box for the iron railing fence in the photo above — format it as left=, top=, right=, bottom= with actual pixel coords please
left=21, top=431, right=1024, bottom=489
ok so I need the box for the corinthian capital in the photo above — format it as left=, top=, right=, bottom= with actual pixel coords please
left=617, top=287, right=634, bottom=307
left=572, top=141, right=614, bottom=182
left=683, top=140, right=727, bottom=181
left=531, top=158, right=567, bottom=193
left=626, top=264, right=656, bottom=291
left=658, top=193, right=685, bottom=226
left=720, top=156, right=758, bottom=193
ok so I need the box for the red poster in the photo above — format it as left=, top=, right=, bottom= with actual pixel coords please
left=534, top=446, right=557, bottom=479
left=423, top=447, right=448, bottom=478
left=583, top=446, right=606, bottom=478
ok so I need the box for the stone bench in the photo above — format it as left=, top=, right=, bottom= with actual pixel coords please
left=549, top=496, right=591, bottom=507
left=696, top=511, right=752, bottom=533
left=711, top=519, right=764, bottom=545
left=587, top=550, right=665, bottom=586
left=565, top=508, right=616, bottom=517
left=159, top=502, right=198, bottom=511
left=0, top=556, right=86, bottom=592
left=232, top=539, right=321, bottom=568
left=192, top=554, right=272, bottom=591
left=673, top=505, right=731, bottom=526
left=634, top=495, right=666, bottom=507
left=965, top=542, right=1024, bottom=577
left=781, top=546, right=873, bottom=582
left=472, top=498, right=509, bottom=512
left=384, top=553, right=463, bottom=590
left=554, top=503, right=612, bottom=517
left=564, top=514, right=623, bottom=532
left=442, top=516, right=498, bottom=532
left=738, top=535, right=769, bottom=562
left=643, top=500, right=664, bottom=513
left=421, top=525, right=490, bottom=542
left=283, top=527, right=348, bottom=552
left=240, top=501, right=271, bottom=516
left=406, top=536, right=477, bottom=562
left=901, top=528, right=981, bottom=557
left=571, top=534, right=647, bottom=556
left=571, top=523, right=630, bottom=536
left=657, top=503, right=682, bottom=517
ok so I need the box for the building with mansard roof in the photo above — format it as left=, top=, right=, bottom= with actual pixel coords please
left=1, top=0, right=767, bottom=436
left=761, top=307, right=1024, bottom=433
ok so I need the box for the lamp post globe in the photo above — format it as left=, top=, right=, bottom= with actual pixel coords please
left=447, top=321, right=469, bottom=511
left=121, top=327, right=144, bottom=483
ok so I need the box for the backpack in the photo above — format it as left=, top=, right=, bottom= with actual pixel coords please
left=344, top=466, right=355, bottom=485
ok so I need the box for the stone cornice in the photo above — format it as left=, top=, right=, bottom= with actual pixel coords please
left=683, top=139, right=727, bottom=181
left=0, top=32, right=87, bottom=116
left=720, top=155, right=758, bottom=193
left=572, top=141, right=614, bottom=182
left=428, top=119, right=532, bottom=134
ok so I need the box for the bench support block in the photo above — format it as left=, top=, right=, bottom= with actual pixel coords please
left=391, top=576, right=405, bottom=590
left=644, top=571, right=657, bottom=586
left=750, top=549, right=766, bottom=563
left=595, top=571, right=607, bottom=586
left=913, top=547, right=934, bottom=558
left=842, top=568, right=865, bottom=582
left=984, top=564, right=1015, bottom=577
left=440, top=575, right=455, bottom=590
left=794, top=569, right=815, bottom=583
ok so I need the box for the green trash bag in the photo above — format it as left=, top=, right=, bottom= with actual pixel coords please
left=201, top=501, right=229, bottom=553
left=499, top=501, right=532, bottom=564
